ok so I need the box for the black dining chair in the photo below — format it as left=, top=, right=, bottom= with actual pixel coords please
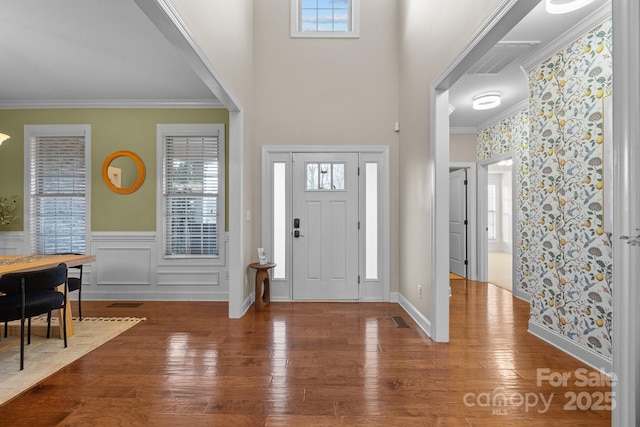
left=0, top=263, right=68, bottom=370
left=67, top=264, right=83, bottom=321
left=56, top=253, right=84, bottom=321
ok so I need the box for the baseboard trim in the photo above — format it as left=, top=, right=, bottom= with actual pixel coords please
left=389, top=292, right=399, bottom=303
left=398, top=293, right=432, bottom=338
left=84, top=292, right=228, bottom=301
left=528, top=320, right=612, bottom=374
left=242, top=294, right=254, bottom=315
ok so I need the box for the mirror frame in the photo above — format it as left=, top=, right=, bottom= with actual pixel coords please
left=102, top=150, right=146, bottom=195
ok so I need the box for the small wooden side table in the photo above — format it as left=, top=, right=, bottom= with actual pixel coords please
left=249, top=262, right=276, bottom=311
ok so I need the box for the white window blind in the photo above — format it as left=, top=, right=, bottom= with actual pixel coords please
left=487, top=183, right=497, bottom=241
left=30, top=135, right=86, bottom=254
left=163, top=133, right=220, bottom=257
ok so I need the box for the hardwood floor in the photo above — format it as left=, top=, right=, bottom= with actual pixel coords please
left=0, top=281, right=611, bottom=426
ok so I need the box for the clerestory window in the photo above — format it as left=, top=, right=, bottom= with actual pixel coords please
left=291, top=0, right=360, bottom=38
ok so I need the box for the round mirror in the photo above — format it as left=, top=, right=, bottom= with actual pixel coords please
left=102, top=150, right=146, bottom=194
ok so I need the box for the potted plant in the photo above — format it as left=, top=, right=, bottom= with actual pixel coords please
left=0, top=196, right=18, bottom=226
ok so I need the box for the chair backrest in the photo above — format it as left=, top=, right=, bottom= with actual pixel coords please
left=0, top=263, right=68, bottom=295
left=56, top=253, right=83, bottom=274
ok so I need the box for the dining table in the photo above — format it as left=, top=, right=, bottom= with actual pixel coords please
left=0, top=253, right=96, bottom=338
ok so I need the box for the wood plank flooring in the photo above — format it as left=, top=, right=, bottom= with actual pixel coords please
left=0, top=281, right=612, bottom=426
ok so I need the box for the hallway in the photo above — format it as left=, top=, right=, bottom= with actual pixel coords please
left=0, top=283, right=611, bottom=426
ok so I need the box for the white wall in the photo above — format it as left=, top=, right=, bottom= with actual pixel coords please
left=167, top=0, right=256, bottom=307
left=169, top=0, right=400, bottom=302
left=166, top=0, right=513, bottom=319
left=253, top=0, right=401, bottom=292
left=167, top=0, right=254, bottom=105
left=450, top=132, right=477, bottom=163
left=398, top=0, right=505, bottom=320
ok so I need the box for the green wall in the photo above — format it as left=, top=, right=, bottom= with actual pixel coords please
left=0, top=108, right=229, bottom=232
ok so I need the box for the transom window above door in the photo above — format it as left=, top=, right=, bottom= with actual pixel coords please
left=306, top=162, right=345, bottom=190
left=291, top=0, right=360, bottom=38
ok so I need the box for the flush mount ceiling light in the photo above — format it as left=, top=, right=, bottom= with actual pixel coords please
left=472, top=93, right=501, bottom=110
left=545, top=0, right=595, bottom=14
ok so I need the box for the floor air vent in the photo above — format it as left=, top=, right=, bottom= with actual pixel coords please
left=391, top=316, right=410, bottom=328
left=108, top=302, right=143, bottom=308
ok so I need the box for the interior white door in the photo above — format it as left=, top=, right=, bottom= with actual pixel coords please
left=449, top=168, right=467, bottom=278
left=292, top=152, right=359, bottom=300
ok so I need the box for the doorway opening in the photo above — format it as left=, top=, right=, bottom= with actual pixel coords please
left=430, top=0, right=540, bottom=342
left=448, top=162, right=477, bottom=281
left=449, top=167, right=468, bottom=279
left=478, top=154, right=520, bottom=298
left=261, top=146, right=390, bottom=302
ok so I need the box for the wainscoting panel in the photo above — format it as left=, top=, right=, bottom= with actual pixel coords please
left=0, top=232, right=26, bottom=255
left=96, top=246, right=153, bottom=286
left=157, top=270, right=220, bottom=287
left=88, top=232, right=228, bottom=301
left=0, top=232, right=228, bottom=301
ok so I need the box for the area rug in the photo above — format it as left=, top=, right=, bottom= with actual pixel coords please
left=0, top=317, right=145, bottom=404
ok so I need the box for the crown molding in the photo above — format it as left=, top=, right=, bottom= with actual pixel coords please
left=477, top=99, right=529, bottom=132
left=0, top=99, right=224, bottom=109
left=522, top=3, right=612, bottom=71
left=449, top=126, right=478, bottom=134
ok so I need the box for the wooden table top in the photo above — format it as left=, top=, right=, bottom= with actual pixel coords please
left=0, top=254, right=96, bottom=276
left=248, top=262, right=277, bottom=270
left=0, top=254, right=96, bottom=338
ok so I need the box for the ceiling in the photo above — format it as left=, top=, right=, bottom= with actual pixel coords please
left=0, top=0, right=219, bottom=108
left=0, top=0, right=610, bottom=119
left=449, top=0, right=611, bottom=131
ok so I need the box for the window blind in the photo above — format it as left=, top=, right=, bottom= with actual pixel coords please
left=163, top=134, right=219, bottom=257
left=30, top=136, right=86, bottom=254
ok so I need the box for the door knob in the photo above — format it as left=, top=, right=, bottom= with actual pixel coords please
left=294, top=230, right=304, bottom=238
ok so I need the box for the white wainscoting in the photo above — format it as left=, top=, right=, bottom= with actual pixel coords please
left=0, top=232, right=27, bottom=255
left=1, top=231, right=228, bottom=300
left=87, top=232, right=228, bottom=301
left=96, top=245, right=154, bottom=286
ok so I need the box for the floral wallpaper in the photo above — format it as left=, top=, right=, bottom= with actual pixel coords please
left=478, top=20, right=613, bottom=360
left=527, top=20, right=613, bottom=359
left=477, top=109, right=530, bottom=296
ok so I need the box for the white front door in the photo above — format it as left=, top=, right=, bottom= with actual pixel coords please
left=449, top=168, right=467, bottom=278
left=292, top=152, right=359, bottom=300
